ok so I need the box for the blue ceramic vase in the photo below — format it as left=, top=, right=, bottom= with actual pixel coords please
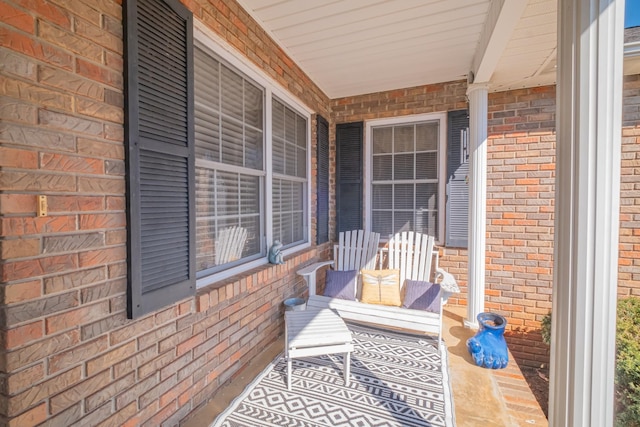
left=467, top=312, right=509, bottom=369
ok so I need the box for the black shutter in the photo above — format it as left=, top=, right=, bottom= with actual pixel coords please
left=336, top=122, right=363, bottom=235
left=316, top=115, right=330, bottom=244
left=446, top=110, right=469, bottom=248
left=124, top=0, right=195, bottom=318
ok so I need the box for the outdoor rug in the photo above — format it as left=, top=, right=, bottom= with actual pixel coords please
left=211, top=323, right=455, bottom=427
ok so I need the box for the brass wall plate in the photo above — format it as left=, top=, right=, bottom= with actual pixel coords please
left=37, top=195, right=47, bottom=217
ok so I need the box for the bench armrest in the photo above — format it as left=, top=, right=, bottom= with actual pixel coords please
left=435, top=267, right=460, bottom=305
left=296, top=261, right=334, bottom=296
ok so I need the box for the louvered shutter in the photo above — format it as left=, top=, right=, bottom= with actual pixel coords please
left=124, top=0, right=195, bottom=318
left=336, top=122, right=363, bottom=235
left=446, top=110, right=469, bottom=248
left=316, top=115, right=329, bottom=244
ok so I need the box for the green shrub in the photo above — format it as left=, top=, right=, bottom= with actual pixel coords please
left=540, top=299, right=640, bottom=426
left=616, top=297, right=640, bottom=427
left=541, top=312, right=552, bottom=345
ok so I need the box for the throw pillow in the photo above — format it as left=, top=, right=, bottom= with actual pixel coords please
left=323, top=269, right=358, bottom=301
left=360, top=269, right=401, bottom=306
left=402, top=280, right=441, bottom=313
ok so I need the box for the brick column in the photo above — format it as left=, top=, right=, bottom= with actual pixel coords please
left=465, top=83, right=489, bottom=329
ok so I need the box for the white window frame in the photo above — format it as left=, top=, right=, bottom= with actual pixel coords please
left=364, top=113, right=447, bottom=244
left=195, top=21, right=312, bottom=288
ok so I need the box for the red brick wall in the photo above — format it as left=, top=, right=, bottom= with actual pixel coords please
left=619, top=74, right=640, bottom=298
left=485, top=86, right=556, bottom=367
left=0, top=0, right=331, bottom=425
left=331, top=81, right=468, bottom=124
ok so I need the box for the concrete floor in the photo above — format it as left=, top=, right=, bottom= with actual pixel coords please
left=183, top=307, right=548, bottom=427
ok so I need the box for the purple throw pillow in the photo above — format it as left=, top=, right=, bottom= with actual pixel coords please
left=402, top=280, right=441, bottom=313
left=323, top=269, right=357, bottom=301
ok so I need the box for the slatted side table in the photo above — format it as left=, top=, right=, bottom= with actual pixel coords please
left=284, top=309, right=354, bottom=390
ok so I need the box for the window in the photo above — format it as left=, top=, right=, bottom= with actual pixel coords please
left=365, top=114, right=446, bottom=242
left=194, top=44, right=265, bottom=276
left=124, top=2, right=310, bottom=316
left=272, top=99, right=308, bottom=247
left=193, top=33, right=310, bottom=285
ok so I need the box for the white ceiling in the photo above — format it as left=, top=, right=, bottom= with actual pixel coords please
left=236, top=0, right=559, bottom=98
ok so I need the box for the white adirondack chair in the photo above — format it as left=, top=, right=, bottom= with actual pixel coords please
left=384, top=231, right=459, bottom=301
left=297, top=230, right=380, bottom=297
left=215, top=226, right=247, bottom=265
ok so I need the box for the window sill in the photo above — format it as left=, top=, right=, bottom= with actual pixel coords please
left=194, top=244, right=322, bottom=313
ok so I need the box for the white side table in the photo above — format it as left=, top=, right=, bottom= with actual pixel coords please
left=284, top=309, right=353, bottom=390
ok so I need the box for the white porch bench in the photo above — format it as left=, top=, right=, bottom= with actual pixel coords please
left=298, top=231, right=460, bottom=351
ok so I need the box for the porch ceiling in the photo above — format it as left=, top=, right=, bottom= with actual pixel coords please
left=236, top=0, right=558, bottom=98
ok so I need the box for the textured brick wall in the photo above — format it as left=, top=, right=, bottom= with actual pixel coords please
left=331, top=81, right=468, bottom=124
left=0, top=0, right=330, bottom=425
left=619, top=74, right=640, bottom=298
left=485, top=86, right=556, bottom=367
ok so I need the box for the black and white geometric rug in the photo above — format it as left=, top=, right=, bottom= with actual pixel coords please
left=211, top=323, right=455, bottom=427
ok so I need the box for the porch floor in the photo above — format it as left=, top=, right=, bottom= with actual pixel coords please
left=183, top=307, right=548, bottom=427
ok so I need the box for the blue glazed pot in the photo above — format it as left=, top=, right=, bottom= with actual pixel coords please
left=467, top=312, right=509, bottom=369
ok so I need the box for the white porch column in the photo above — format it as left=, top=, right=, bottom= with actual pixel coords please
left=551, top=0, right=624, bottom=425
left=464, top=83, right=489, bottom=329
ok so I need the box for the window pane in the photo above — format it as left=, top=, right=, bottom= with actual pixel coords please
left=416, top=122, right=438, bottom=151
left=216, top=171, right=239, bottom=216
left=195, top=167, right=216, bottom=215
left=273, top=137, right=285, bottom=174
left=296, top=115, right=306, bottom=148
left=282, top=181, right=293, bottom=212
left=221, top=117, right=243, bottom=166
left=372, top=184, right=392, bottom=209
left=241, top=215, right=261, bottom=257
left=292, top=212, right=304, bottom=242
left=372, top=211, right=392, bottom=237
left=394, top=211, right=413, bottom=234
left=194, top=46, right=219, bottom=110
left=195, top=108, right=219, bottom=161
left=285, top=108, right=296, bottom=143
left=273, top=100, right=284, bottom=138
left=394, top=153, right=414, bottom=180
left=240, top=175, right=260, bottom=214
left=245, top=127, right=263, bottom=170
left=221, top=64, right=243, bottom=120
left=416, top=209, right=438, bottom=237
left=416, top=183, right=438, bottom=210
left=195, top=167, right=216, bottom=271
left=296, top=147, right=306, bottom=178
left=394, top=184, right=414, bottom=209
left=285, top=145, right=296, bottom=176
left=281, top=213, right=293, bottom=245
left=273, top=179, right=305, bottom=246
left=244, top=81, right=262, bottom=129
left=293, top=181, right=305, bottom=210
left=416, top=152, right=438, bottom=179
left=373, top=155, right=392, bottom=181
left=394, top=125, right=414, bottom=153
left=196, top=217, right=215, bottom=271
left=373, top=127, right=392, bottom=154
